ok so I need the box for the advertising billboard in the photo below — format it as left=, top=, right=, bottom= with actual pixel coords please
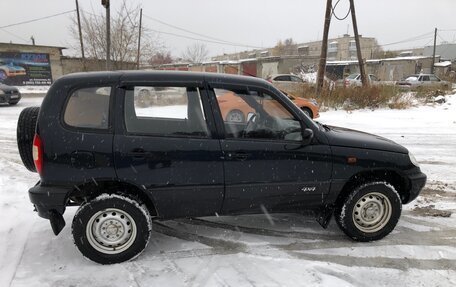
left=0, top=52, right=52, bottom=85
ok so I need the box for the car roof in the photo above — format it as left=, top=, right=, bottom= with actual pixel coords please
left=270, top=74, right=300, bottom=78
left=58, top=70, right=270, bottom=87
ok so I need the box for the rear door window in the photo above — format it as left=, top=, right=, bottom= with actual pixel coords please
left=64, top=86, right=111, bottom=130
left=124, top=86, right=209, bottom=137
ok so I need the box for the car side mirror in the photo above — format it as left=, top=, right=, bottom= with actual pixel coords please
left=302, top=128, right=314, bottom=145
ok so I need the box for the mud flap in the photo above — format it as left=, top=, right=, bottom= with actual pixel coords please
left=49, top=210, right=66, bottom=235
left=316, top=204, right=334, bottom=229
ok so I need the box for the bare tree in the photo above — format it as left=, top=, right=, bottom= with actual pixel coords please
left=149, top=51, right=173, bottom=66
left=181, top=43, right=209, bottom=64
left=272, top=38, right=295, bottom=56
left=69, top=0, right=164, bottom=69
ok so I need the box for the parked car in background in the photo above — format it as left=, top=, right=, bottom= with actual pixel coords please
left=281, top=90, right=319, bottom=119
left=218, top=89, right=319, bottom=122
left=267, top=74, right=306, bottom=94
left=0, top=83, right=21, bottom=105
left=396, top=74, right=450, bottom=89
left=344, top=73, right=381, bottom=87
left=266, top=74, right=304, bottom=83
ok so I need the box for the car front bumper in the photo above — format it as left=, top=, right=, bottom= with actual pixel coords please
left=404, top=170, right=427, bottom=204
left=0, top=92, right=21, bottom=103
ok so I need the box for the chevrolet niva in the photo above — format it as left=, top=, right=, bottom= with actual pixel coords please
left=16, top=71, right=426, bottom=264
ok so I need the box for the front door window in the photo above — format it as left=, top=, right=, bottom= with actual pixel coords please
left=214, top=88, right=302, bottom=142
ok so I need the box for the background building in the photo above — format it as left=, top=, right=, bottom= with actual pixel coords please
left=212, top=34, right=382, bottom=62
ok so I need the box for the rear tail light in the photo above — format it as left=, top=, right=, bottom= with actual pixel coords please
left=32, top=134, right=43, bottom=175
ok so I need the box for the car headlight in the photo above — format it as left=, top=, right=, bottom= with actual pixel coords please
left=409, top=152, right=420, bottom=167
left=0, top=90, right=4, bottom=95
left=310, top=99, right=318, bottom=106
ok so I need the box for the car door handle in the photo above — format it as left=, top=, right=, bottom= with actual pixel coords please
left=227, top=152, right=249, bottom=161
left=127, top=148, right=148, bottom=158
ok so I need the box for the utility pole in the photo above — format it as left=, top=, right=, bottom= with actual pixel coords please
left=75, top=0, right=86, bottom=70
left=136, top=8, right=143, bottom=70
left=102, top=0, right=111, bottom=70
left=431, top=28, right=437, bottom=74
left=349, top=0, right=367, bottom=87
left=316, top=0, right=333, bottom=95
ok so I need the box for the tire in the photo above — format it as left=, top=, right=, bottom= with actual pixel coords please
left=17, top=106, right=40, bottom=172
left=72, top=194, right=152, bottom=264
left=334, top=182, right=402, bottom=242
left=9, top=101, right=19, bottom=105
left=226, top=109, right=245, bottom=123
left=301, top=107, right=313, bottom=119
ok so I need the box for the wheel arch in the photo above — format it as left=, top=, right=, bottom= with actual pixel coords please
left=68, top=180, right=158, bottom=217
left=301, top=106, right=314, bottom=118
left=335, top=169, right=410, bottom=208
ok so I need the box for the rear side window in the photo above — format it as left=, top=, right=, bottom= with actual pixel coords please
left=64, top=87, right=111, bottom=129
left=124, top=86, right=209, bottom=137
left=274, top=76, right=291, bottom=81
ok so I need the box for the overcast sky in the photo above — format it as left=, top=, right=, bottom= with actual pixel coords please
left=1, top=0, right=455, bottom=58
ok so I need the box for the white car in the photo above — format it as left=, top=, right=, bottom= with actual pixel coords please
left=344, top=73, right=381, bottom=87
left=396, top=74, right=450, bottom=89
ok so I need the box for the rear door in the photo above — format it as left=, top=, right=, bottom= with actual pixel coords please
left=209, top=84, right=332, bottom=214
left=113, top=82, right=224, bottom=219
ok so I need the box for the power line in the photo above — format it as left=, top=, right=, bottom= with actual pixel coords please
left=0, top=28, right=29, bottom=43
left=144, top=28, right=263, bottom=49
left=332, top=0, right=351, bottom=21
left=379, top=31, right=434, bottom=47
left=142, top=14, right=263, bottom=49
left=81, top=8, right=263, bottom=49
left=0, top=10, right=75, bottom=29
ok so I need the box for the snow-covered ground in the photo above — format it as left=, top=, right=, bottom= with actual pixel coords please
left=0, top=95, right=455, bottom=287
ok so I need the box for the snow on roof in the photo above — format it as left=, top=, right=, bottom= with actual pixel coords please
left=239, top=58, right=257, bottom=63
left=219, top=60, right=240, bottom=65
left=327, top=59, right=381, bottom=66
left=434, top=61, right=452, bottom=67
left=383, top=55, right=431, bottom=61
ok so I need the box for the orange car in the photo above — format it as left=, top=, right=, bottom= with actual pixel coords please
left=217, top=89, right=319, bottom=123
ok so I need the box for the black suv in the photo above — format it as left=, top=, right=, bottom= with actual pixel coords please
left=17, top=71, right=426, bottom=264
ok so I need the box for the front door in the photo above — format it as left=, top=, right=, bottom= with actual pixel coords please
left=114, top=83, right=224, bottom=219
left=211, top=86, right=332, bottom=214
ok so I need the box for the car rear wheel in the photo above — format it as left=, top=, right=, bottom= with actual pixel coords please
left=334, top=182, right=401, bottom=242
left=301, top=107, right=313, bottom=119
left=72, top=194, right=152, bottom=264
left=17, top=106, right=40, bottom=172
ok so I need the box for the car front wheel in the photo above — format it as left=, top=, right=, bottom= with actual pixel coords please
left=72, top=194, right=152, bottom=264
left=335, top=182, right=402, bottom=242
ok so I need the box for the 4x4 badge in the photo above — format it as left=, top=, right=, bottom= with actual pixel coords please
left=301, top=186, right=316, bottom=192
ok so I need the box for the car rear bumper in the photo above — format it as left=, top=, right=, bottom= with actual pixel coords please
left=29, top=183, right=70, bottom=235
left=29, top=183, right=70, bottom=218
